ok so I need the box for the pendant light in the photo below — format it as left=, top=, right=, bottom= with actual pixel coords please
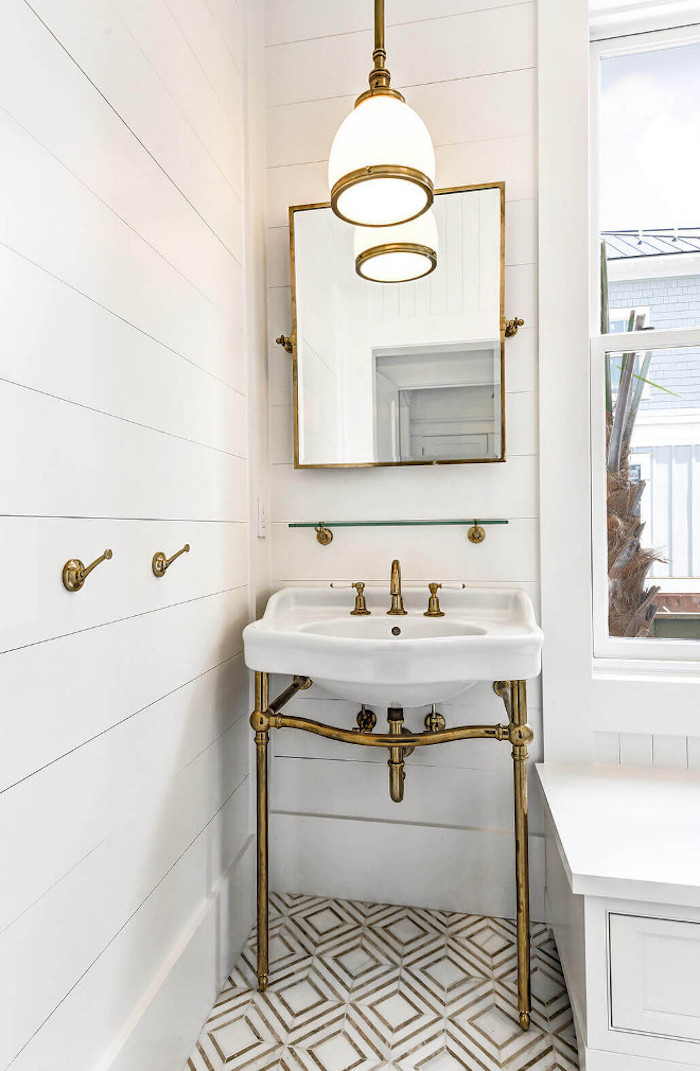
left=328, top=0, right=436, bottom=228
left=354, top=209, right=438, bottom=283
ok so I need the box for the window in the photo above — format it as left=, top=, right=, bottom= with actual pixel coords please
left=592, top=26, right=700, bottom=657
left=608, top=306, right=649, bottom=334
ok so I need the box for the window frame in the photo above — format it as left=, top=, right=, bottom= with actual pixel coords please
left=539, top=0, right=700, bottom=759
left=589, top=23, right=700, bottom=670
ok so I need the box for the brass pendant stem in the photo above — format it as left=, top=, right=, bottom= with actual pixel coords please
left=374, top=0, right=384, bottom=57
left=368, top=0, right=392, bottom=93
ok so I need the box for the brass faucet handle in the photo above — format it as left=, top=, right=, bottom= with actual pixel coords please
left=424, top=582, right=445, bottom=617
left=350, top=581, right=371, bottom=615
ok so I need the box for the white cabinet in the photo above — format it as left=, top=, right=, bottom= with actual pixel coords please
left=610, top=913, right=700, bottom=1043
left=538, top=764, right=700, bottom=1071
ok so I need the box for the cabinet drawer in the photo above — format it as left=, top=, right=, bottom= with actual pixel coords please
left=610, top=912, right=700, bottom=1043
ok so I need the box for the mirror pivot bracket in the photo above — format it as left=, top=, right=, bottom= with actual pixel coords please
left=504, top=316, right=525, bottom=337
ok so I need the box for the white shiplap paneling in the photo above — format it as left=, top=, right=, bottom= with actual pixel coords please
left=1, top=0, right=263, bottom=1067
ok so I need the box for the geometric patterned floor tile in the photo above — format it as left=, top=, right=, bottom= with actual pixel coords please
left=184, top=894, right=580, bottom=1071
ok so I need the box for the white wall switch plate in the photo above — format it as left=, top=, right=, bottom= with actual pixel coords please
left=257, top=496, right=268, bottom=538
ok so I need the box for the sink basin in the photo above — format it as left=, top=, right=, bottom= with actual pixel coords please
left=243, top=586, right=543, bottom=708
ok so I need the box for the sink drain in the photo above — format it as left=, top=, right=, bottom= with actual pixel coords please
left=391, top=626, right=401, bottom=636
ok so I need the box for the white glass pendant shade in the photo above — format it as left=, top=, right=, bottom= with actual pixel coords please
left=354, top=209, right=438, bottom=283
left=329, top=95, right=436, bottom=227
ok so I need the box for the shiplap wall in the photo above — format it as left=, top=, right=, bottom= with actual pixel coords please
left=0, top=1, right=266, bottom=1069
left=263, top=0, right=542, bottom=920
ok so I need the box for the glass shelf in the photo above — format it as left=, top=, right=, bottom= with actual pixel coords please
left=289, top=519, right=508, bottom=545
left=288, top=519, right=508, bottom=528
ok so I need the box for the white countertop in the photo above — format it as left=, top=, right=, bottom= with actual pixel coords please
left=536, top=763, right=700, bottom=908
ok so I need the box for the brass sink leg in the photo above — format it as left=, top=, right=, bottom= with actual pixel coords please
left=387, top=707, right=406, bottom=802
left=252, top=671, right=269, bottom=992
left=496, top=679, right=532, bottom=1031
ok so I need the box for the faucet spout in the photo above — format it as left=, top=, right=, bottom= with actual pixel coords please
left=387, top=558, right=407, bottom=615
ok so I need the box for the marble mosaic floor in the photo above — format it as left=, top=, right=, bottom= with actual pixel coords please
left=184, top=893, right=579, bottom=1071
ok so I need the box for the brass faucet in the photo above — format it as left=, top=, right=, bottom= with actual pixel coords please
left=387, top=559, right=407, bottom=615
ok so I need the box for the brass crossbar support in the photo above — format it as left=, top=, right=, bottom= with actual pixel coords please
left=256, top=712, right=511, bottom=747
left=251, top=671, right=533, bottom=1029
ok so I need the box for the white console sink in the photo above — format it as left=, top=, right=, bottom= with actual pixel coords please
left=243, top=586, right=542, bottom=707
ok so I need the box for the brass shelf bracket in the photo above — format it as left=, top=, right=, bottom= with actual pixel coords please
left=62, top=548, right=113, bottom=592
left=152, top=543, right=190, bottom=578
left=504, top=316, right=525, bottom=338
left=315, top=525, right=333, bottom=545
left=276, top=334, right=294, bottom=353
left=468, top=520, right=486, bottom=544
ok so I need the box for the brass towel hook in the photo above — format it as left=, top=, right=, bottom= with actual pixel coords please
left=152, top=543, right=190, bottom=578
left=62, top=548, right=113, bottom=592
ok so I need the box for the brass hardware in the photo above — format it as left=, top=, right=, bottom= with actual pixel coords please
left=152, top=543, right=190, bottom=578
left=252, top=673, right=533, bottom=1030
left=289, top=182, right=506, bottom=469
left=356, top=705, right=377, bottom=732
left=268, top=675, right=312, bottom=716
left=329, top=0, right=434, bottom=226
left=332, top=166, right=434, bottom=228
left=424, top=582, right=444, bottom=617
left=355, top=240, right=437, bottom=282
left=252, top=671, right=269, bottom=992
left=262, top=711, right=509, bottom=747
left=425, top=705, right=446, bottom=733
left=62, top=548, right=113, bottom=592
left=351, top=581, right=371, bottom=615
left=493, top=679, right=511, bottom=712
left=387, top=708, right=406, bottom=803
left=366, top=0, right=398, bottom=99
left=468, top=521, right=486, bottom=544
left=315, top=525, right=333, bottom=545
left=276, top=334, right=293, bottom=353
left=387, top=558, right=407, bottom=615
left=494, top=679, right=532, bottom=1030
left=504, top=316, right=525, bottom=338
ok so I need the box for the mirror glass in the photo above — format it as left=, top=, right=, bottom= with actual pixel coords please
left=290, top=184, right=504, bottom=468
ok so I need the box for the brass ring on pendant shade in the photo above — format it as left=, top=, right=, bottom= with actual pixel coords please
left=355, top=241, right=438, bottom=283
left=330, top=164, right=434, bottom=227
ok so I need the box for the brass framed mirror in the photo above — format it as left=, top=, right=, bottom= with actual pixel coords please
left=288, top=182, right=505, bottom=469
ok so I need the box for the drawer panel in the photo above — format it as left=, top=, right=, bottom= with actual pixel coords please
left=610, top=912, right=700, bottom=1043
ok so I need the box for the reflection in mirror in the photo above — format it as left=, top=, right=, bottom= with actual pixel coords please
left=290, top=184, right=504, bottom=468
